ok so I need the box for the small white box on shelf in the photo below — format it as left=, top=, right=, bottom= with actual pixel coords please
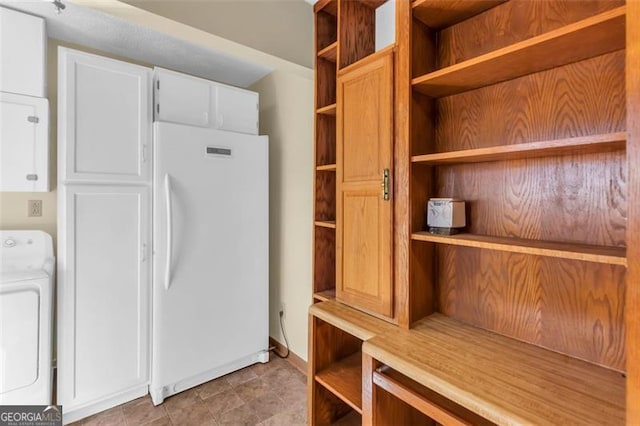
left=427, top=198, right=465, bottom=233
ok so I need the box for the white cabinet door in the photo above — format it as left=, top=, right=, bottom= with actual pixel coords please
left=58, top=185, right=150, bottom=413
left=215, top=84, right=259, bottom=135
left=0, top=92, right=49, bottom=192
left=58, top=48, right=152, bottom=184
left=154, top=68, right=211, bottom=127
left=0, top=7, right=46, bottom=98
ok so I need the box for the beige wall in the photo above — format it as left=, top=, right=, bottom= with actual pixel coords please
left=123, top=0, right=314, bottom=68
left=250, top=70, right=313, bottom=360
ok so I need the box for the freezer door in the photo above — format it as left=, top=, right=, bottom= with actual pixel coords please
left=152, top=122, right=268, bottom=391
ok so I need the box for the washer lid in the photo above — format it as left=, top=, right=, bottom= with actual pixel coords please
left=0, top=270, right=49, bottom=284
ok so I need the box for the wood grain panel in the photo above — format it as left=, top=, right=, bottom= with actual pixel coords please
left=411, top=17, right=437, bottom=78
left=438, top=0, right=625, bottom=68
left=627, top=1, right=640, bottom=422
left=434, top=151, right=627, bottom=247
left=437, top=246, right=626, bottom=371
left=317, top=8, right=338, bottom=51
left=316, top=113, right=337, bottom=166
left=315, top=226, right=336, bottom=293
left=317, top=58, right=337, bottom=108
left=436, top=50, right=626, bottom=152
left=316, top=169, right=336, bottom=222
left=339, top=0, right=376, bottom=69
left=395, top=0, right=413, bottom=328
left=316, top=352, right=363, bottom=413
left=337, top=50, right=394, bottom=319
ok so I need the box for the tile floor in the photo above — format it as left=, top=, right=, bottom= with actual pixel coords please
left=74, top=356, right=307, bottom=426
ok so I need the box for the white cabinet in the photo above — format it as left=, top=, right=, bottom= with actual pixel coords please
left=0, top=7, right=46, bottom=98
left=215, top=84, right=259, bottom=135
left=58, top=48, right=152, bottom=184
left=154, top=68, right=259, bottom=135
left=154, top=68, right=211, bottom=127
left=58, top=48, right=152, bottom=423
left=0, top=92, right=49, bottom=192
left=58, top=185, right=150, bottom=418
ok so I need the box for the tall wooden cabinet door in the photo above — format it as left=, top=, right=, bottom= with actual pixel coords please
left=336, top=51, right=394, bottom=318
left=58, top=185, right=151, bottom=412
left=58, top=47, right=152, bottom=184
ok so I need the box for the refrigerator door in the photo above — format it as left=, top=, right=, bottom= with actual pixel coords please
left=151, top=122, right=268, bottom=403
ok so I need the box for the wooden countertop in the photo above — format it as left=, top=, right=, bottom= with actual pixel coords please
left=363, top=313, right=625, bottom=425
left=309, top=300, right=396, bottom=341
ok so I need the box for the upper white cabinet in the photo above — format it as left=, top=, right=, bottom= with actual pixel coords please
left=215, top=84, right=259, bottom=135
left=154, top=68, right=259, bottom=135
left=0, top=92, right=50, bottom=192
left=154, top=68, right=211, bottom=127
left=0, top=7, right=46, bottom=98
left=58, top=48, right=152, bottom=184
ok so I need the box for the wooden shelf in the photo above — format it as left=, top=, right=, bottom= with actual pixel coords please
left=412, top=0, right=506, bottom=29
left=315, top=220, right=336, bottom=229
left=317, top=103, right=337, bottom=116
left=316, top=163, right=337, bottom=171
left=363, top=313, right=625, bottom=425
left=332, top=411, right=361, bottom=426
left=318, top=42, right=338, bottom=62
left=411, top=232, right=627, bottom=266
left=316, top=352, right=363, bottom=414
left=411, top=132, right=626, bottom=165
left=412, top=6, right=626, bottom=97
left=314, top=289, right=336, bottom=302
left=310, top=300, right=397, bottom=341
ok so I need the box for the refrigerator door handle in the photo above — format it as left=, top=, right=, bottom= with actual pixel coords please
left=164, top=173, right=173, bottom=290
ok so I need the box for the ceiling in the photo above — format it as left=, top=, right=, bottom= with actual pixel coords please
left=122, top=0, right=314, bottom=68
left=0, top=0, right=273, bottom=87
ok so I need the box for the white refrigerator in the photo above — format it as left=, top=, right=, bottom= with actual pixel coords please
left=150, top=122, right=269, bottom=405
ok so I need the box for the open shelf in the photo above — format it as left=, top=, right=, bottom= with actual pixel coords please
left=411, top=232, right=627, bottom=266
left=316, top=163, right=337, bottom=171
left=412, top=6, right=626, bottom=97
left=332, top=411, right=361, bottom=426
left=318, top=41, right=338, bottom=62
left=412, top=0, right=505, bottom=29
left=315, top=220, right=336, bottom=229
left=317, top=103, right=337, bottom=116
left=411, top=132, right=626, bottom=165
left=310, top=300, right=397, bottom=341
left=316, top=352, right=363, bottom=414
left=314, top=289, right=336, bottom=302
left=363, top=313, right=625, bottom=425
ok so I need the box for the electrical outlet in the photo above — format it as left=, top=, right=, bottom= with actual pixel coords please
left=28, top=200, right=42, bottom=217
left=280, top=302, right=286, bottom=319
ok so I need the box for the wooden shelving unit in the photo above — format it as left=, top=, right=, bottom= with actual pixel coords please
left=315, top=352, right=363, bottom=413
left=363, top=314, right=625, bottom=425
left=313, top=0, right=638, bottom=425
left=412, top=6, right=626, bottom=97
left=411, top=232, right=627, bottom=266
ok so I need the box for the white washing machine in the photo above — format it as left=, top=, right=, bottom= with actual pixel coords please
left=0, top=230, right=54, bottom=405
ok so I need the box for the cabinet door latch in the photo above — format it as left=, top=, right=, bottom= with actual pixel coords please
left=382, top=168, right=390, bottom=201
